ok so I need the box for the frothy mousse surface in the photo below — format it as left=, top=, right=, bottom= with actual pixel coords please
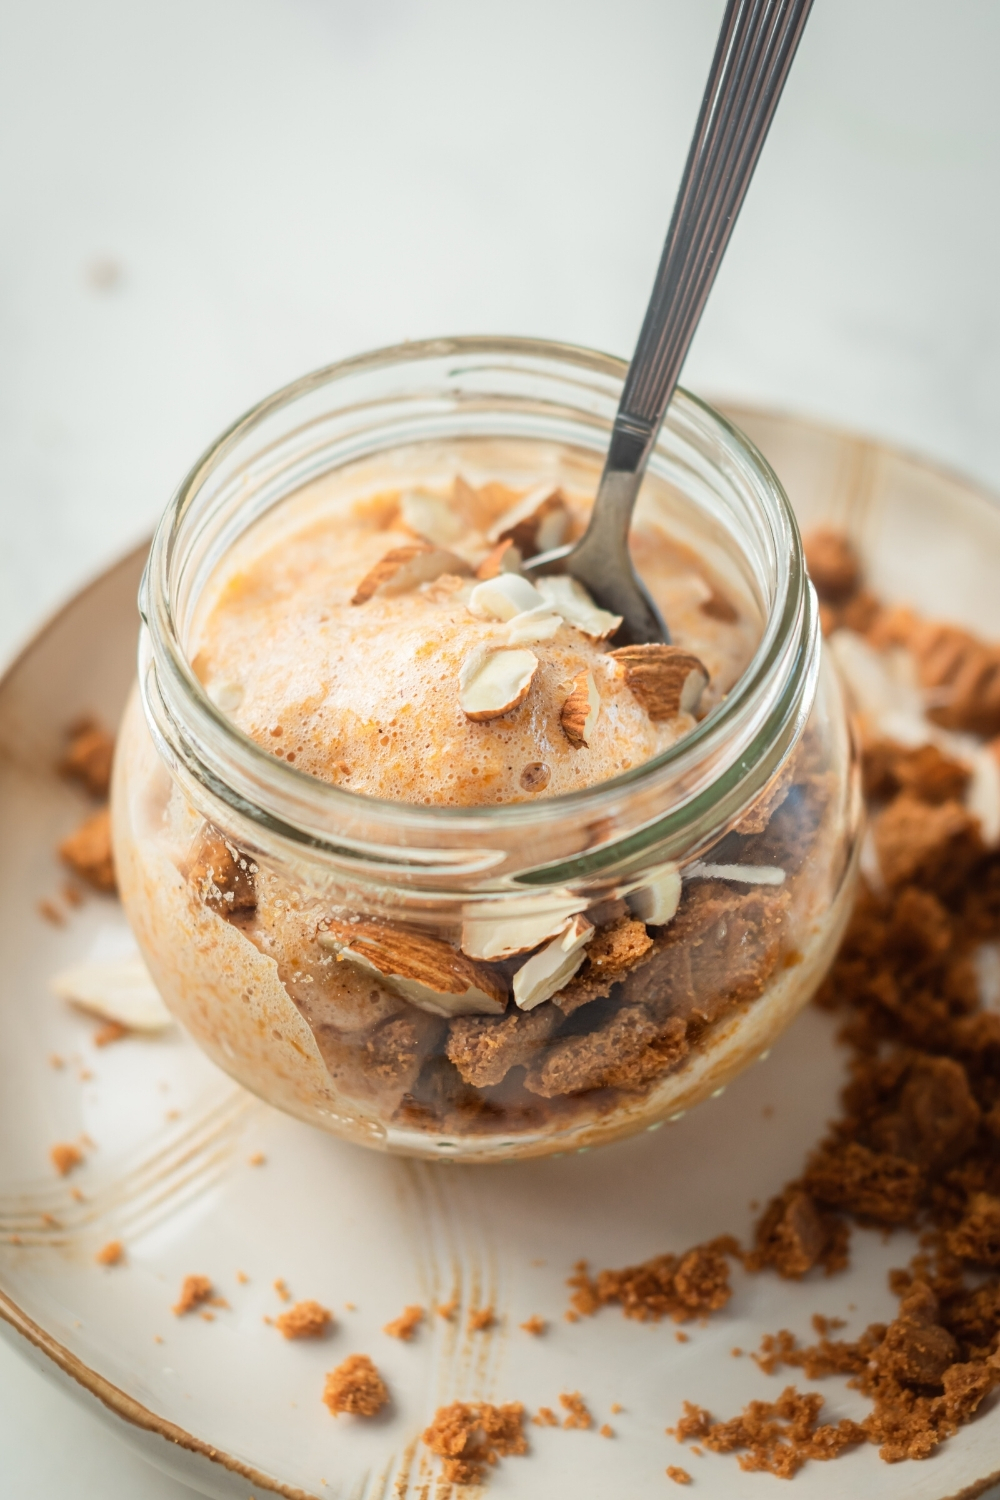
left=190, top=477, right=758, bottom=805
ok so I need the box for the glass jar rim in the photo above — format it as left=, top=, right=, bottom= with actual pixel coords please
left=139, top=335, right=815, bottom=886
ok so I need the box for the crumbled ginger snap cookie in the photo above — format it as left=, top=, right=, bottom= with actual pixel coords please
left=647, top=532, right=1000, bottom=1474
left=323, top=1354, right=388, bottom=1417
left=422, top=1400, right=527, bottom=1485
left=276, top=1300, right=333, bottom=1339
left=59, top=718, right=115, bottom=799
left=59, top=806, right=116, bottom=893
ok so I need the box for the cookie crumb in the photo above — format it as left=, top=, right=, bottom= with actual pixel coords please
left=422, top=1400, right=527, bottom=1484
left=383, top=1304, right=424, bottom=1341
left=533, top=1406, right=559, bottom=1427
left=559, top=1391, right=593, bottom=1430
left=94, top=1020, right=128, bottom=1047
left=273, top=1277, right=291, bottom=1303
left=236, top=1270, right=249, bottom=1285
left=468, top=1305, right=495, bottom=1333
left=599, top=1423, right=614, bottom=1438
left=675, top=1331, right=689, bottom=1343
left=50, top=1142, right=83, bottom=1176
left=59, top=719, right=115, bottom=798
left=173, top=1275, right=213, bottom=1316
left=248, top=1151, right=266, bottom=1166
left=610, top=1402, right=623, bottom=1414
left=58, top=807, right=116, bottom=892
left=520, top=1314, right=547, bottom=1335
left=666, top=1465, right=692, bottom=1485
left=276, top=1300, right=333, bottom=1340
left=436, top=1296, right=458, bottom=1320
left=38, top=899, right=65, bottom=926
left=323, top=1354, right=388, bottom=1417
left=568, top=1239, right=737, bottom=1324
left=95, top=1240, right=123, bottom=1266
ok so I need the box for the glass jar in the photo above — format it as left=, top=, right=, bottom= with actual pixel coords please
left=111, top=337, right=861, bottom=1162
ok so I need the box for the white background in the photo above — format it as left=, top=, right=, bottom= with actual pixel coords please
left=1, top=1, right=999, bottom=1493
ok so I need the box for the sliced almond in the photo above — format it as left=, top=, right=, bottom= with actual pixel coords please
left=535, top=575, right=622, bottom=642
left=476, top=539, right=523, bottom=580
left=51, top=955, right=173, bottom=1032
left=488, top=485, right=569, bottom=556
left=504, top=607, right=563, bottom=645
left=351, top=544, right=471, bottom=605
left=400, top=489, right=466, bottom=547
left=512, top=914, right=594, bottom=1011
left=968, top=741, right=1000, bottom=846
left=609, top=644, right=709, bottom=720
left=459, top=647, right=538, bottom=722
left=685, top=862, right=786, bottom=886
left=318, top=920, right=506, bottom=1017
left=560, top=669, right=601, bottom=748
left=461, top=899, right=586, bottom=961
left=468, top=573, right=543, bottom=621
left=625, top=864, right=681, bottom=925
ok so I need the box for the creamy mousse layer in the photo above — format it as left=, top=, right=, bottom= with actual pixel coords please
left=189, top=477, right=758, bottom=804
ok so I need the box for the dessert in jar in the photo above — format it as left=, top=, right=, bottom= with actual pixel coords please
left=111, top=338, right=861, bottom=1161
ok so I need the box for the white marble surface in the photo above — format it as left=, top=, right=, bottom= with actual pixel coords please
left=1, top=0, right=999, bottom=1493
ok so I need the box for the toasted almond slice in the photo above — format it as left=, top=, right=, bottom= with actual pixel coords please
left=487, top=485, right=569, bottom=556
left=461, top=899, right=586, bottom=961
left=318, top=920, right=506, bottom=1017
left=512, top=914, right=594, bottom=1011
left=459, top=647, right=538, bottom=722
left=685, top=862, right=786, bottom=886
left=400, top=489, right=466, bottom=547
left=968, top=741, right=1000, bottom=846
left=504, top=607, right=563, bottom=645
left=476, top=539, right=523, bottom=580
left=625, top=864, right=682, bottom=925
left=608, top=644, right=709, bottom=720
left=351, top=544, right=471, bottom=605
left=560, top=669, right=601, bottom=748
left=535, top=575, right=623, bottom=642
left=468, top=573, right=544, bottom=621
left=51, top=955, right=173, bottom=1032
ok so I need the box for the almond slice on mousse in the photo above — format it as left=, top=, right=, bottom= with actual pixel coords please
left=476, top=538, right=523, bottom=580
left=351, top=544, right=471, bottom=605
left=459, top=647, right=539, bottom=722
left=467, top=572, right=544, bottom=621
left=512, top=914, right=595, bottom=1011
left=608, top=644, right=709, bottom=720
left=560, top=669, right=601, bottom=748
left=487, top=485, right=570, bottom=557
left=399, top=489, right=467, bottom=547
left=318, top=920, right=507, bottom=1018
left=535, top=575, right=623, bottom=642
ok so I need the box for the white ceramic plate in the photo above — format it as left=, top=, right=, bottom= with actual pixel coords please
left=1, top=408, right=999, bottom=1500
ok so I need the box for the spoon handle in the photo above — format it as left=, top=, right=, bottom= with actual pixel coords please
left=609, top=0, right=814, bottom=477
left=527, top=0, right=814, bottom=645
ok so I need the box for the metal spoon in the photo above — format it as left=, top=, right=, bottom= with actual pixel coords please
left=524, top=0, right=814, bottom=644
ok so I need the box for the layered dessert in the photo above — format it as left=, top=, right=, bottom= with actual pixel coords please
left=114, top=468, right=855, bottom=1155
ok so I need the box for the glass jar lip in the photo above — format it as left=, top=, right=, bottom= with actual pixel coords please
left=143, top=334, right=808, bottom=842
